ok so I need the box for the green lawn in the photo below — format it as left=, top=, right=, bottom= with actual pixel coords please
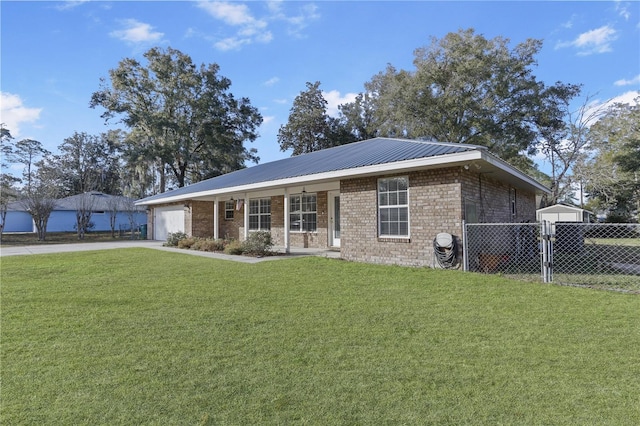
left=0, top=231, right=139, bottom=246
left=2, top=249, right=639, bottom=425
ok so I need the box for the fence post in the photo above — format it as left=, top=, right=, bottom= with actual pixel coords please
left=548, top=221, right=553, bottom=283
left=462, top=220, right=468, bottom=272
left=541, top=220, right=553, bottom=283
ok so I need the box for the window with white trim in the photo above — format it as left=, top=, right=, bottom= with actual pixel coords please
left=249, top=198, right=271, bottom=231
left=224, top=200, right=234, bottom=220
left=290, top=193, right=317, bottom=232
left=378, top=176, right=409, bottom=237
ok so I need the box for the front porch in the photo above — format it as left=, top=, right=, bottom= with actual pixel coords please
left=160, top=183, right=342, bottom=253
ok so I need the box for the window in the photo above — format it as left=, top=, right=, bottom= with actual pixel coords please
left=378, top=176, right=409, bottom=237
left=224, top=201, right=234, bottom=220
left=249, top=198, right=271, bottom=231
left=290, top=193, right=317, bottom=232
left=510, top=188, right=517, bottom=217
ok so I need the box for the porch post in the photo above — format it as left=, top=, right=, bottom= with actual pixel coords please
left=283, top=188, right=290, bottom=254
left=213, top=197, right=219, bottom=240
left=243, top=193, right=249, bottom=241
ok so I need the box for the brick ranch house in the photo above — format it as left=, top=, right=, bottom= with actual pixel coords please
left=136, top=138, right=549, bottom=267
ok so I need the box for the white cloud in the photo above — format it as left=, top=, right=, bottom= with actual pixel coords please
left=198, top=1, right=259, bottom=26
left=268, top=1, right=320, bottom=38
left=0, top=92, right=42, bottom=138
left=198, top=0, right=319, bottom=50
left=110, top=19, right=164, bottom=44
left=198, top=1, right=271, bottom=51
left=264, top=77, right=280, bottom=87
left=323, top=90, right=358, bottom=117
left=54, top=1, right=89, bottom=11
left=614, top=74, right=640, bottom=86
left=615, top=1, right=631, bottom=20
left=556, top=25, right=618, bottom=55
left=262, top=116, right=276, bottom=125
left=603, top=90, right=640, bottom=107
left=561, top=14, right=578, bottom=29
left=581, top=90, right=640, bottom=126
left=214, top=37, right=249, bottom=51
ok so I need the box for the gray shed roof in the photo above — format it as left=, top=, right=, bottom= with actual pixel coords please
left=8, top=192, right=144, bottom=212
left=54, top=192, right=143, bottom=211
left=137, top=137, right=549, bottom=205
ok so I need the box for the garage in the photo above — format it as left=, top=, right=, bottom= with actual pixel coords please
left=153, top=206, right=185, bottom=241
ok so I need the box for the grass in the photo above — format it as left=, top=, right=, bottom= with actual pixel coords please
left=0, top=231, right=141, bottom=246
left=2, top=249, right=640, bottom=424
left=592, top=237, right=640, bottom=247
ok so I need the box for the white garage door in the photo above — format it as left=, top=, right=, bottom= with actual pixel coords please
left=154, top=206, right=185, bottom=241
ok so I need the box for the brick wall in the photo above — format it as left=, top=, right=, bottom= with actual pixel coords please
left=460, top=170, right=536, bottom=224
left=341, top=169, right=463, bottom=267
left=271, top=192, right=329, bottom=249
left=341, top=167, right=537, bottom=267
left=218, top=200, right=242, bottom=240
left=191, top=201, right=214, bottom=237
left=207, top=194, right=329, bottom=248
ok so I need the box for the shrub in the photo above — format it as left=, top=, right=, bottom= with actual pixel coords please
left=190, top=238, right=206, bottom=251
left=223, top=240, right=244, bottom=255
left=242, top=231, right=273, bottom=256
left=210, top=239, right=228, bottom=252
left=164, top=231, right=188, bottom=247
left=177, top=237, right=198, bottom=249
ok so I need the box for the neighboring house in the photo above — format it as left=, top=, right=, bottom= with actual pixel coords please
left=136, top=138, right=550, bottom=267
left=2, top=192, right=146, bottom=233
left=2, top=203, right=33, bottom=232
left=536, top=204, right=593, bottom=225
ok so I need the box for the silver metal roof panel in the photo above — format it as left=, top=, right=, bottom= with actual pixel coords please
left=137, top=138, right=478, bottom=203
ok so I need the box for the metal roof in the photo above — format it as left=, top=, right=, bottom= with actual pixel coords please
left=137, top=138, right=480, bottom=204
left=54, top=192, right=144, bottom=211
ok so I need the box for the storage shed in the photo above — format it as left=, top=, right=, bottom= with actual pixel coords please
left=536, top=204, right=593, bottom=224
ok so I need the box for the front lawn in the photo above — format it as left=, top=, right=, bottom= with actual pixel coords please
left=2, top=249, right=639, bottom=424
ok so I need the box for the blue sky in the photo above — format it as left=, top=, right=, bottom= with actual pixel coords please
left=2, top=0, right=639, bottom=172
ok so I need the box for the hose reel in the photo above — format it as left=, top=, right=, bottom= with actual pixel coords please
left=433, top=232, right=459, bottom=269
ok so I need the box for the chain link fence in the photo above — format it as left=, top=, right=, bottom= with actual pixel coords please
left=463, top=222, right=640, bottom=293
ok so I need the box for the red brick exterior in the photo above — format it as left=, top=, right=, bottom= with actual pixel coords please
left=150, top=166, right=537, bottom=267
left=340, top=168, right=536, bottom=267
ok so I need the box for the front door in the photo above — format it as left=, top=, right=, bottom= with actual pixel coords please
left=328, top=191, right=340, bottom=247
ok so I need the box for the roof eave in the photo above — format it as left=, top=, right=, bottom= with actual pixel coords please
left=136, top=148, right=550, bottom=206
left=480, top=151, right=551, bottom=194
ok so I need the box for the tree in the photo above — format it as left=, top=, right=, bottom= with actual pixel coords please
left=0, top=126, right=20, bottom=240
left=21, top=179, right=58, bottom=241
left=537, top=91, right=605, bottom=206
left=578, top=101, right=640, bottom=221
left=339, top=29, right=577, bottom=170
left=336, top=92, right=379, bottom=141
left=74, top=192, right=95, bottom=240
left=9, top=138, right=49, bottom=193
left=278, top=81, right=332, bottom=155
left=278, top=81, right=357, bottom=155
left=37, top=131, right=122, bottom=197
left=106, top=196, right=122, bottom=238
left=91, top=47, right=262, bottom=192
